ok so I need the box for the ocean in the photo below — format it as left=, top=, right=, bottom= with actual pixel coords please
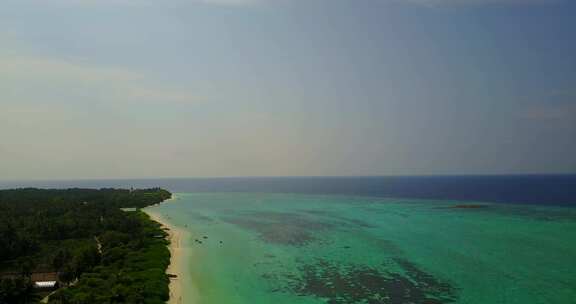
left=2, top=175, right=575, bottom=206
left=2, top=175, right=576, bottom=303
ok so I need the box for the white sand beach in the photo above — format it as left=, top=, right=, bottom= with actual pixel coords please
left=144, top=195, right=197, bottom=304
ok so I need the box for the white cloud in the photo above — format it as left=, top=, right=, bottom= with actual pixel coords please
left=400, top=0, right=559, bottom=5
left=0, top=55, right=202, bottom=105
left=127, top=87, right=201, bottom=103
left=200, top=0, right=260, bottom=5
left=0, top=51, right=207, bottom=179
left=518, top=102, right=576, bottom=125
left=4, top=0, right=561, bottom=8
left=0, top=56, right=142, bottom=82
left=7, top=0, right=261, bottom=6
left=206, top=0, right=563, bottom=7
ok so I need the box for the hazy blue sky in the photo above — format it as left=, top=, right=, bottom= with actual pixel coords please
left=1, top=0, right=575, bottom=179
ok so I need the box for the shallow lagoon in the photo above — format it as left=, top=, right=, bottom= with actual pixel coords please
left=148, top=192, right=576, bottom=304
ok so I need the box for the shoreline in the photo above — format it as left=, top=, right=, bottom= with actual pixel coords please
left=144, top=195, right=196, bottom=304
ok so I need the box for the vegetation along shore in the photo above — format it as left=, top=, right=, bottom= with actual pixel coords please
left=144, top=198, right=193, bottom=304
left=0, top=188, right=173, bottom=304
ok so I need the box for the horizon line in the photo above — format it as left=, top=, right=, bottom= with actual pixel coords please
left=1, top=173, right=575, bottom=183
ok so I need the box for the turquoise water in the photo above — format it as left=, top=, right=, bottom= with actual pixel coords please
left=147, top=193, right=576, bottom=304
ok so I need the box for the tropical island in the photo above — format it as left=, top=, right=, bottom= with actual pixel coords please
left=0, top=188, right=173, bottom=304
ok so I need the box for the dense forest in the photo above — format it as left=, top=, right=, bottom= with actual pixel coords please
left=0, top=188, right=172, bottom=304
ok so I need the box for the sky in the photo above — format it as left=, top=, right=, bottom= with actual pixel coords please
left=1, top=0, right=575, bottom=179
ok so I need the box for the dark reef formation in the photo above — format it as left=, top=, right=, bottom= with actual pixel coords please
left=221, top=211, right=334, bottom=246
left=269, top=258, right=457, bottom=304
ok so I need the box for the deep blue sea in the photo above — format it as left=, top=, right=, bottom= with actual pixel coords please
left=1, top=175, right=575, bottom=206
